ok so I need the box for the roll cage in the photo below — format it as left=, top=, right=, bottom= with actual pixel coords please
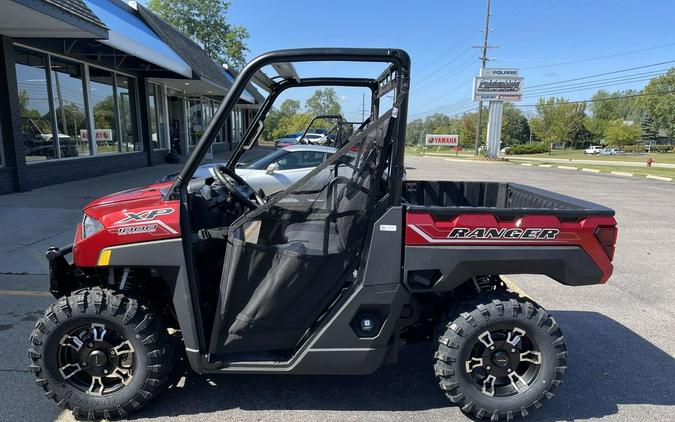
left=169, top=48, right=411, bottom=204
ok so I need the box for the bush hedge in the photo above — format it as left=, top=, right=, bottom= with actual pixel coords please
left=505, top=143, right=549, bottom=155
left=623, top=144, right=674, bottom=153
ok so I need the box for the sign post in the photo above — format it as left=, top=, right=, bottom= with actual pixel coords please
left=473, top=68, right=524, bottom=159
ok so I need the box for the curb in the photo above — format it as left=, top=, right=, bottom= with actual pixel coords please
left=521, top=163, right=533, bottom=166
left=611, top=171, right=634, bottom=177
left=558, top=165, right=578, bottom=170
left=538, top=164, right=552, bottom=168
left=582, top=168, right=601, bottom=173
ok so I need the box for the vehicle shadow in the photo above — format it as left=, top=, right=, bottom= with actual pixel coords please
left=133, top=311, right=675, bottom=420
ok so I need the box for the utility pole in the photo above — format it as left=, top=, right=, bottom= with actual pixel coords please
left=361, top=92, right=366, bottom=122
left=474, top=0, right=492, bottom=156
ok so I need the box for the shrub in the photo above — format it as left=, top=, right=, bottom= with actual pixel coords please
left=622, top=145, right=645, bottom=153
left=506, top=143, right=549, bottom=155
left=651, top=145, right=674, bottom=153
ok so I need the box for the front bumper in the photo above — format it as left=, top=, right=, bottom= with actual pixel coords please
left=46, top=244, right=75, bottom=297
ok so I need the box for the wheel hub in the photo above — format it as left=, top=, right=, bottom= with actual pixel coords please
left=464, top=325, right=543, bottom=398
left=57, top=322, right=135, bottom=396
left=491, top=350, right=510, bottom=367
left=87, top=350, right=108, bottom=367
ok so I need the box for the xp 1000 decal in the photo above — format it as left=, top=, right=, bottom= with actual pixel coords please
left=110, top=208, right=177, bottom=236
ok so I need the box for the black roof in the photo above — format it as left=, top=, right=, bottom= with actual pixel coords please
left=44, top=0, right=106, bottom=29
left=136, top=4, right=232, bottom=90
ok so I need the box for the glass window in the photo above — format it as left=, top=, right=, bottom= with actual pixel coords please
left=116, top=75, right=139, bottom=152
left=231, top=108, right=243, bottom=144
left=89, top=67, right=118, bottom=155
left=212, top=101, right=223, bottom=143
left=148, top=82, right=167, bottom=150
left=50, top=57, right=89, bottom=157
left=275, top=151, right=327, bottom=170
left=14, top=47, right=57, bottom=162
left=187, top=98, right=203, bottom=148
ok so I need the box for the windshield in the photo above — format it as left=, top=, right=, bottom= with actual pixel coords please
left=245, top=149, right=288, bottom=169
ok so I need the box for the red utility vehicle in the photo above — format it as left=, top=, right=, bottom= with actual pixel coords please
left=30, top=48, right=616, bottom=421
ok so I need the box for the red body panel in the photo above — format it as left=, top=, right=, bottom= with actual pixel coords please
left=405, top=211, right=617, bottom=283
left=73, top=182, right=181, bottom=267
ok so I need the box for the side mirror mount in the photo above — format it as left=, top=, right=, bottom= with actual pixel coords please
left=266, top=163, right=279, bottom=175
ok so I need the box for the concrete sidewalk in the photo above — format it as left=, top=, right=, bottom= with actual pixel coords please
left=0, top=162, right=184, bottom=274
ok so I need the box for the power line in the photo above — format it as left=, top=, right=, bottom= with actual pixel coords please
left=527, top=60, right=675, bottom=89
left=512, top=89, right=675, bottom=108
left=524, top=71, right=668, bottom=97
left=410, top=61, right=674, bottom=117
left=520, top=42, right=675, bottom=70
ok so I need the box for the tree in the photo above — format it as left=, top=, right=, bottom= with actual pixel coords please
left=591, top=89, right=642, bottom=122
left=604, top=120, right=642, bottom=148
left=531, top=97, right=587, bottom=149
left=279, top=99, right=300, bottom=115
left=406, top=118, right=425, bottom=145
left=147, top=0, right=248, bottom=68
left=305, top=88, right=342, bottom=116
left=641, top=113, right=658, bottom=146
left=641, top=68, right=675, bottom=140
left=501, top=104, right=530, bottom=145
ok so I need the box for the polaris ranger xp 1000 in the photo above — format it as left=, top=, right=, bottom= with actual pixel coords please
left=30, top=48, right=617, bottom=421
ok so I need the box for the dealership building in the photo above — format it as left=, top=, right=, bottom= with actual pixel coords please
left=0, top=0, right=262, bottom=194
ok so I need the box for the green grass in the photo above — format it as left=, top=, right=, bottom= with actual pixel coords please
left=511, top=149, right=675, bottom=164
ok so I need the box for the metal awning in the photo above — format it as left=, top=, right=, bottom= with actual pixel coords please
left=0, top=0, right=108, bottom=38
left=84, top=0, right=192, bottom=78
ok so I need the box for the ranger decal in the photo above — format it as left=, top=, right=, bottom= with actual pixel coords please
left=447, top=227, right=560, bottom=240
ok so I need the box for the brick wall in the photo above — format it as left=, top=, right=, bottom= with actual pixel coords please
left=0, top=167, right=15, bottom=194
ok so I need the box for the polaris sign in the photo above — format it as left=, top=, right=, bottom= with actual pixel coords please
left=473, top=68, right=523, bottom=102
left=480, top=68, right=519, bottom=77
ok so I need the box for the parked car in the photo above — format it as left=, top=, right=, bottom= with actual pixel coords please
left=274, top=132, right=329, bottom=148
left=21, top=117, right=78, bottom=159
left=599, top=148, right=620, bottom=156
left=161, top=144, right=347, bottom=196
left=584, top=145, right=603, bottom=155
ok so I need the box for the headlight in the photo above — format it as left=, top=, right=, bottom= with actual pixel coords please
left=82, top=214, right=103, bottom=239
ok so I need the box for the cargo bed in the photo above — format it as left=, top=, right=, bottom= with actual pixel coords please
left=402, top=180, right=615, bottom=218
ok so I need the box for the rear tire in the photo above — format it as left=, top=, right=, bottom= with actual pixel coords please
left=28, top=287, right=172, bottom=420
left=433, top=290, right=566, bottom=420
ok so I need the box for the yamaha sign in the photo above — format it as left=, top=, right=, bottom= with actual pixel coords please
left=425, top=134, right=459, bottom=146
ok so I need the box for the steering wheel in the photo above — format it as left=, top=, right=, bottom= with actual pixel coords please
left=212, top=164, right=265, bottom=210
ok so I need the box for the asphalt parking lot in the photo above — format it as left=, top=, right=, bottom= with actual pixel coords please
left=1, top=154, right=673, bottom=421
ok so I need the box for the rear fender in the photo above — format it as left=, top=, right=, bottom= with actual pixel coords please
left=404, top=211, right=617, bottom=290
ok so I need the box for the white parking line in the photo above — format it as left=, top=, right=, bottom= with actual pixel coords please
left=0, top=289, right=51, bottom=297
left=521, top=163, right=533, bottom=166
left=611, top=171, right=634, bottom=177
left=538, top=164, right=552, bottom=168
left=558, top=166, right=578, bottom=170
left=646, top=175, right=673, bottom=182
left=581, top=168, right=601, bottom=173
left=501, top=276, right=530, bottom=299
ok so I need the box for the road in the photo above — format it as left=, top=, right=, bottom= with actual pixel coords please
left=1, top=155, right=673, bottom=421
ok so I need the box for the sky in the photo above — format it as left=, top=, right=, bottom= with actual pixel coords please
left=151, top=0, right=675, bottom=122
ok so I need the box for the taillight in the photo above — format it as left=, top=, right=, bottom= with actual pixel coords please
left=594, top=226, right=617, bottom=260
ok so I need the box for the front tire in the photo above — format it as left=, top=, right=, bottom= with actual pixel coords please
left=28, top=287, right=172, bottom=420
left=434, top=291, right=566, bottom=420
